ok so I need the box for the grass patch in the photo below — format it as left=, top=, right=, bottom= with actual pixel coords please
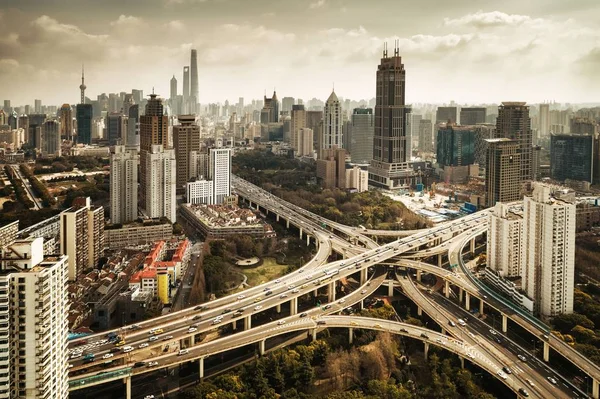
left=241, top=257, right=288, bottom=287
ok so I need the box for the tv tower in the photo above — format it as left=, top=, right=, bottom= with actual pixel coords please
left=79, top=65, right=86, bottom=104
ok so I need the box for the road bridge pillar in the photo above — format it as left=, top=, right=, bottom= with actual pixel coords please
left=465, top=292, right=470, bottom=311
left=479, top=300, right=484, bottom=315
left=543, top=341, right=550, bottom=362
left=388, top=280, right=394, bottom=297
left=248, top=201, right=252, bottom=209
left=459, top=288, right=464, bottom=304
left=359, top=299, right=364, bottom=310
left=470, top=238, right=475, bottom=254
left=349, top=327, right=353, bottom=344
left=266, top=209, right=269, bottom=215
left=124, top=376, right=131, bottom=399
left=360, top=268, right=367, bottom=285
left=417, top=306, right=422, bottom=316
left=299, top=228, right=303, bottom=239
left=199, top=357, right=204, bottom=379
left=424, top=342, right=429, bottom=359
left=438, top=254, right=442, bottom=267
left=306, top=235, right=310, bottom=246
left=286, top=219, right=290, bottom=229
left=313, top=289, right=318, bottom=297
left=501, top=314, right=507, bottom=333
left=276, top=304, right=281, bottom=313
left=416, top=270, right=422, bottom=282
left=259, top=339, right=265, bottom=355
left=312, top=328, right=317, bottom=341
left=441, top=328, right=447, bottom=335
left=232, top=320, right=237, bottom=331
left=244, top=315, right=252, bottom=330
left=593, top=378, right=599, bottom=399
left=276, top=214, right=280, bottom=222
left=459, top=357, right=465, bottom=369
left=290, top=297, right=298, bottom=316
left=328, top=282, right=336, bottom=302
left=445, top=280, right=450, bottom=298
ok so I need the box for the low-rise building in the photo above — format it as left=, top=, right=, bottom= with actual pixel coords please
left=104, top=221, right=173, bottom=249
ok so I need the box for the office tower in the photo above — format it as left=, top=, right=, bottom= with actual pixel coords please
left=60, top=197, right=104, bottom=280
left=34, top=100, right=42, bottom=114
left=418, top=119, right=433, bottom=153
left=106, top=113, right=128, bottom=146
left=110, top=146, right=139, bottom=224
left=139, top=94, right=169, bottom=208
left=532, top=145, right=541, bottom=182
left=190, top=49, right=199, bottom=105
left=322, top=90, right=343, bottom=150
left=436, top=125, right=475, bottom=167
left=261, top=91, right=279, bottom=124
left=436, top=106, right=457, bottom=124
left=539, top=103, right=549, bottom=139
left=522, top=183, right=575, bottom=317
left=7, top=111, right=17, bottom=130
left=306, top=110, right=323, bottom=148
left=0, top=237, right=69, bottom=398
left=173, top=115, right=202, bottom=188
left=473, top=124, right=495, bottom=166
left=28, top=114, right=46, bottom=149
left=346, top=108, right=374, bottom=164
left=290, top=104, right=306, bottom=150
left=18, top=115, right=29, bottom=138
left=127, top=104, right=139, bottom=148
left=570, top=118, right=597, bottom=135
left=209, top=148, right=231, bottom=204
left=0, top=110, right=5, bottom=126
left=132, top=89, right=144, bottom=105
left=487, top=202, right=523, bottom=278
left=144, top=144, right=176, bottom=222
left=410, top=114, right=422, bottom=148
left=496, top=102, right=533, bottom=182
left=460, top=107, right=486, bottom=125
left=170, top=75, right=178, bottom=101
left=297, top=128, right=314, bottom=157
left=2, top=100, right=10, bottom=113
left=58, top=104, right=73, bottom=140
left=282, top=97, right=295, bottom=114
left=182, top=66, right=190, bottom=104
left=41, top=119, right=61, bottom=157
left=108, top=93, right=121, bottom=113
left=485, top=138, right=521, bottom=207
left=317, top=148, right=346, bottom=189
left=271, top=91, right=279, bottom=123
left=122, top=94, right=134, bottom=117
left=550, top=134, right=594, bottom=183
left=76, top=104, right=92, bottom=145
left=368, top=43, right=412, bottom=188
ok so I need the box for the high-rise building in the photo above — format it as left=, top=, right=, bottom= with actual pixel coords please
left=2, top=100, right=10, bottom=113
left=460, top=107, right=486, bottom=125
left=182, top=66, right=190, bottom=104
left=570, top=118, right=597, bottom=135
left=316, top=147, right=346, bottom=189
left=522, top=183, right=575, bottom=317
left=290, top=104, right=306, bottom=151
left=7, top=111, right=17, bottom=130
left=106, top=113, right=128, bottom=146
left=418, top=119, right=433, bottom=153
left=210, top=148, right=231, bottom=204
left=34, top=100, right=42, bottom=114
left=261, top=91, right=279, bottom=124
left=139, top=94, right=169, bottom=208
left=436, top=125, right=475, bottom=167
left=190, top=49, right=199, bottom=108
left=28, top=114, right=46, bottom=149
left=368, top=44, right=412, bottom=188
left=60, top=197, right=104, bottom=280
left=0, top=237, right=69, bottom=398
left=76, top=104, right=93, bottom=145
left=144, top=144, right=176, bottom=222
left=436, top=106, right=457, bottom=124
left=346, top=108, right=374, bottom=164
left=41, top=119, right=61, bottom=157
left=281, top=97, right=295, bottom=114
left=496, top=102, right=533, bottom=182
left=550, top=134, right=594, bottom=183
left=58, top=104, right=73, bottom=140
left=322, top=90, right=343, bottom=150
left=538, top=103, right=549, bottom=139
left=487, top=202, right=523, bottom=278
left=126, top=104, right=139, bottom=148
left=173, top=115, right=202, bottom=188
left=170, top=75, right=178, bottom=101
left=473, top=124, right=495, bottom=166
left=485, top=138, right=521, bottom=207
left=306, top=110, right=323, bottom=148
left=297, top=128, right=314, bottom=157
left=110, top=146, right=139, bottom=224
left=409, top=114, right=422, bottom=148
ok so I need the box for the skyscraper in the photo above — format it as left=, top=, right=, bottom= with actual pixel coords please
left=538, top=103, right=549, bottom=139
left=435, top=106, right=457, bottom=124
left=41, top=119, right=61, bottom=157
left=127, top=104, right=139, bottom=149
left=436, top=125, right=476, bottom=167
left=170, top=75, right=178, bottom=101
left=346, top=108, right=374, bottom=164
left=322, top=90, right=342, bottom=150
left=79, top=65, right=87, bottom=104
left=261, top=91, right=279, bottom=124
left=550, top=134, right=594, bottom=183
left=297, top=128, right=314, bottom=157
left=290, top=104, right=306, bottom=151
left=190, top=49, right=199, bottom=108
left=460, top=107, right=486, bottom=125
left=173, top=115, right=202, bottom=188
left=496, top=102, right=533, bottom=182
left=368, top=43, right=412, bottom=188
left=487, top=202, right=523, bottom=278
left=182, top=66, right=190, bottom=105
left=281, top=97, right=295, bottom=114
left=209, top=148, right=231, bottom=204
left=106, top=112, right=128, bottom=146
left=522, top=183, right=575, bottom=317
left=0, top=237, right=69, bottom=398
left=485, top=138, right=521, bottom=207
left=144, top=144, right=176, bottom=222
left=110, top=146, right=139, bottom=224
left=418, top=119, right=434, bottom=153
left=59, top=104, right=73, bottom=140
left=34, top=99, right=42, bottom=114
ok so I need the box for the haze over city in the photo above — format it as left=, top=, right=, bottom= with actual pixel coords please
left=1, top=0, right=599, bottom=106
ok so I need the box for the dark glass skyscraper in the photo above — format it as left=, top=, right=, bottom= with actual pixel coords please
left=436, top=125, right=476, bottom=167
left=76, top=104, right=92, bottom=144
left=550, top=134, right=594, bottom=183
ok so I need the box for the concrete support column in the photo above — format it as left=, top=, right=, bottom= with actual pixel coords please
left=248, top=201, right=252, bottom=209
left=232, top=320, right=237, bottom=331
left=424, top=342, right=429, bottom=359
left=445, top=280, right=450, bottom=298
left=199, top=357, right=204, bottom=379
left=479, top=300, right=484, bottom=315
left=259, top=339, right=265, bottom=356
left=459, top=288, right=464, bottom=304
left=501, top=314, right=508, bottom=333
left=124, top=377, right=131, bottom=399
left=470, top=238, right=476, bottom=254
left=191, top=334, right=196, bottom=345
left=276, top=214, right=280, bottom=222
left=543, top=342, right=550, bottom=362
left=438, top=254, right=442, bottom=267
left=276, top=303, right=281, bottom=313
left=465, top=292, right=470, bottom=311
left=460, top=357, right=465, bottom=369
left=286, top=219, right=290, bottom=229
left=306, top=235, right=310, bottom=246
left=388, top=280, right=394, bottom=297
left=244, top=315, right=252, bottom=330
left=360, top=268, right=367, bottom=285
left=442, top=328, right=447, bottom=335
left=417, top=306, right=422, bottom=316
left=592, top=378, right=599, bottom=399
left=328, top=282, right=335, bottom=302
left=311, top=328, right=317, bottom=342
left=313, top=289, right=318, bottom=297
left=299, top=228, right=303, bottom=239
left=349, top=327, right=354, bottom=345
left=416, top=269, right=422, bottom=282
left=359, top=299, right=364, bottom=310
left=180, top=339, right=185, bottom=349
left=290, top=297, right=298, bottom=316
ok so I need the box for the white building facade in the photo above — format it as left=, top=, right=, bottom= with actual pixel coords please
left=144, top=144, right=177, bottom=222
left=487, top=202, right=523, bottom=277
left=322, top=90, right=342, bottom=149
left=209, top=148, right=231, bottom=204
left=110, top=145, right=138, bottom=224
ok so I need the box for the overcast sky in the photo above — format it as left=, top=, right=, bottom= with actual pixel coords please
left=1, top=0, right=599, bottom=107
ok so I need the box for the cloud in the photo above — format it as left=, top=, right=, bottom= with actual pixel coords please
left=110, top=15, right=144, bottom=27
left=444, top=10, right=541, bottom=28
left=577, top=47, right=600, bottom=75
left=309, top=0, right=326, bottom=9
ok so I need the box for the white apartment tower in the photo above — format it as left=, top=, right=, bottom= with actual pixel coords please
left=110, top=146, right=138, bottom=224
left=322, top=90, right=342, bottom=150
left=487, top=202, right=523, bottom=278
left=144, top=144, right=176, bottom=222
left=297, top=128, right=313, bottom=157
left=522, top=183, right=575, bottom=317
left=209, top=148, right=231, bottom=204
left=0, top=237, right=69, bottom=399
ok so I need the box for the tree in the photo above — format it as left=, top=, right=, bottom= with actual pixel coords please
left=553, top=313, right=595, bottom=333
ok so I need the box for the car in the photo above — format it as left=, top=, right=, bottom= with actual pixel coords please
left=497, top=371, right=507, bottom=380
left=144, top=396, right=155, bottom=399
left=350, top=322, right=358, bottom=326
left=298, top=269, right=304, bottom=273
left=237, top=295, right=245, bottom=300
left=193, top=315, right=202, bottom=321
left=275, top=279, right=281, bottom=283
left=254, top=305, right=263, bottom=311
left=213, top=319, right=222, bottom=325
left=323, top=304, right=332, bottom=310
left=547, top=376, right=557, bottom=385
left=194, top=305, right=207, bottom=311
left=109, top=347, right=121, bottom=353
left=162, top=335, right=173, bottom=341
left=300, top=285, right=306, bottom=289
left=502, top=366, right=512, bottom=374
left=299, top=312, right=308, bottom=318
left=138, top=343, right=149, bottom=349
left=147, top=361, right=159, bottom=367
left=178, top=349, right=189, bottom=356
left=279, top=294, right=288, bottom=299
left=518, top=388, right=529, bottom=397
left=115, top=340, right=126, bottom=347
left=489, top=329, right=497, bottom=335
left=263, top=287, right=270, bottom=292
left=254, top=298, right=262, bottom=303
left=525, top=379, right=535, bottom=387
left=495, top=337, right=503, bottom=344
left=375, top=324, right=383, bottom=328
left=148, top=336, right=158, bottom=342
left=317, top=321, right=326, bottom=325
left=361, top=290, right=367, bottom=294
left=467, top=352, right=475, bottom=359
left=448, top=321, right=456, bottom=327
left=400, top=328, right=409, bottom=333
left=222, top=308, right=233, bottom=314
left=338, top=298, right=346, bottom=304
left=130, top=324, right=141, bottom=330
left=420, top=333, right=429, bottom=339
left=517, top=354, right=527, bottom=362
left=188, top=327, right=197, bottom=333
left=102, top=353, right=114, bottom=360
left=278, top=320, right=286, bottom=325
left=134, top=361, right=146, bottom=368
left=468, top=332, right=476, bottom=338
left=149, top=328, right=163, bottom=335
left=122, top=346, right=134, bottom=353
left=292, top=288, right=299, bottom=293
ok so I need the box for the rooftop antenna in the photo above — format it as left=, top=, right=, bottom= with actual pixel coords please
left=152, top=87, right=155, bottom=95
left=394, top=39, right=399, bottom=56
left=383, top=42, right=388, bottom=58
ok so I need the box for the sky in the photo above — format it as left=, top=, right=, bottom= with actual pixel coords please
left=1, top=0, right=599, bottom=107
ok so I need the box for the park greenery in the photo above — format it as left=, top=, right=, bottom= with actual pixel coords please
left=233, top=150, right=431, bottom=230
left=32, top=155, right=109, bottom=175
left=19, top=163, right=56, bottom=207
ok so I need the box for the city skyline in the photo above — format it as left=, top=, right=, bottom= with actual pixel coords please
left=1, top=0, right=599, bottom=106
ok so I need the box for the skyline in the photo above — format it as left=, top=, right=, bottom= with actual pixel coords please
left=1, top=0, right=599, bottom=106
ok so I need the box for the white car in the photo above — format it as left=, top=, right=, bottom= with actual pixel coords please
left=467, top=352, right=474, bottom=359
left=213, top=319, right=222, bottom=325
left=497, top=371, right=507, bottom=380
left=188, top=327, right=197, bottom=333
left=237, top=295, right=245, bottom=300
left=292, top=288, right=299, bottom=293
left=122, top=346, right=134, bottom=353
left=361, top=290, right=367, bottom=294
left=102, top=353, right=114, bottom=360
left=148, top=336, right=158, bottom=342
left=525, top=379, right=535, bottom=387
left=144, top=396, right=155, bottom=399
left=279, top=294, right=288, bottom=299
left=338, top=298, right=346, bottom=304
left=138, top=343, right=149, bottom=349
left=275, top=279, right=281, bottom=283
left=70, top=352, right=82, bottom=359
left=254, top=305, right=263, bottom=311
left=278, top=320, right=286, bottom=325
left=489, top=329, right=497, bottom=335
left=147, top=361, right=159, bottom=367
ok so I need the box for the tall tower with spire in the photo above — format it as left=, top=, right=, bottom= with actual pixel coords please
left=76, top=65, right=92, bottom=144
left=79, top=65, right=86, bottom=105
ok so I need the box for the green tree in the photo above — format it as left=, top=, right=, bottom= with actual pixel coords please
left=553, top=313, right=595, bottom=333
